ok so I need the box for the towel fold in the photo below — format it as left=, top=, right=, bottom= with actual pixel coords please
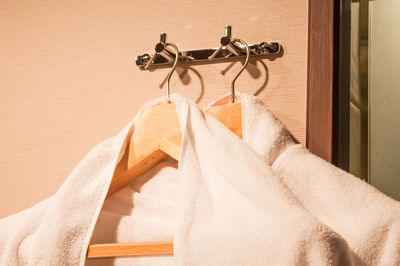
left=172, top=95, right=353, bottom=265
left=221, top=92, right=400, bottom=265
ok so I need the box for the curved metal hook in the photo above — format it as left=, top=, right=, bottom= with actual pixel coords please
left=231, top=38, right=250, bottom=103
left=164, top=42, right=179, bottom=104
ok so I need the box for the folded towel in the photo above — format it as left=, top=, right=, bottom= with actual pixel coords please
left=172, top=94, right=353, bottom=265
left=0, top=93, right=354, bottom=265
left=217, top=92, right=400, bottom=265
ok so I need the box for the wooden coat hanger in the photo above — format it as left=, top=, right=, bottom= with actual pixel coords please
left=87, top=38, right=250, bottom=259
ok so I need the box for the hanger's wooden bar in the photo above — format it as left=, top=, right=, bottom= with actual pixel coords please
left=87, top=242, right=174, bottom=258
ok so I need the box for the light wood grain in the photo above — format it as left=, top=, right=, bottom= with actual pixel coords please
left=205, top=103, right=242, bottom=138
left=128, top=104, right=181, bottom=168
left=87, top=242, right=173, bottom=258
left=107, top=104, right=181, bottom=197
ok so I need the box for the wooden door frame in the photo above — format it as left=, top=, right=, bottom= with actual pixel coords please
left=307, top=0, right=350, bottom=168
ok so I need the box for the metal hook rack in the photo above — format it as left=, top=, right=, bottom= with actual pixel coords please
left=135, top=25, right=282, bottom=69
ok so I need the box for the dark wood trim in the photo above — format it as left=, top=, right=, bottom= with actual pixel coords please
left=307, top=0, right=335, bottom=162
left=307, top=0, right=351, bottom=168
left=332, top=0, right=350, bottom=170
left=359, top=0, right=369, bottom=179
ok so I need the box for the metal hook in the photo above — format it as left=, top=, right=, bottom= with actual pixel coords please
left=164, top=42, right=179, bottom=104
left=230, top=38, right=250, bottom=103
left=208, top=25, right=240, bottom=61
left=144, top=33, right=176, bottom=70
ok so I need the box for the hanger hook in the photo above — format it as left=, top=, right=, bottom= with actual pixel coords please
left=231, top=38, right=250, bottom=103
left=164, top=42, right=179, bottom=104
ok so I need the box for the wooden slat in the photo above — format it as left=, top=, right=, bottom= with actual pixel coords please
left=87, top=242, right=173, bottom=258
left=307, top=0, right=335, bottom=162
left=205, top=103, right=242, bottom=138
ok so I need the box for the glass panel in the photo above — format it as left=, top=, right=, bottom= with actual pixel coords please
left=349, top=1, right=361, bottom=177
left=368, top=0, right=400, bottom=200
left=349, top=0, right=368, bottom=180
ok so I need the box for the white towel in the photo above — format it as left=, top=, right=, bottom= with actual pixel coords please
left=209, top=92, right=400, bottom=265
left=87, top=157, right=179, bottom=266
left=0, top=93, right=354, bottom=265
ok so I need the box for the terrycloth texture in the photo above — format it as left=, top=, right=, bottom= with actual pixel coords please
left=171, top=94, right=352, bottom=266
left=210, top=93, right=400, bottom=265
left=87, top=157, right=178, bottom=266
left=0, top=93, right=354, bottom=265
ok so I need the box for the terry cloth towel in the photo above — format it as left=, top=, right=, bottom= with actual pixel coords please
left=0, top=93, right=355, bottom=265
left=87, top=156, right=179, bottom=266
left=206, top=92, right=400, bottom=265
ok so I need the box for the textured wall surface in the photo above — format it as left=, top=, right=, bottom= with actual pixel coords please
left=0, top=0, right=308, bottom=218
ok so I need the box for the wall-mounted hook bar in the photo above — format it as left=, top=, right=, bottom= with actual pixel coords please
left=135, top=26, right=282, bottom=69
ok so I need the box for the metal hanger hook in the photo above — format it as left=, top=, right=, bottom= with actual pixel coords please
left=164, top=42, right=179, bottom=104
left=231, top=38, right=250, bottom=103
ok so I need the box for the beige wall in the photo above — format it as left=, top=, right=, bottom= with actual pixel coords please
left=0, top=0, right=308, bottom=218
